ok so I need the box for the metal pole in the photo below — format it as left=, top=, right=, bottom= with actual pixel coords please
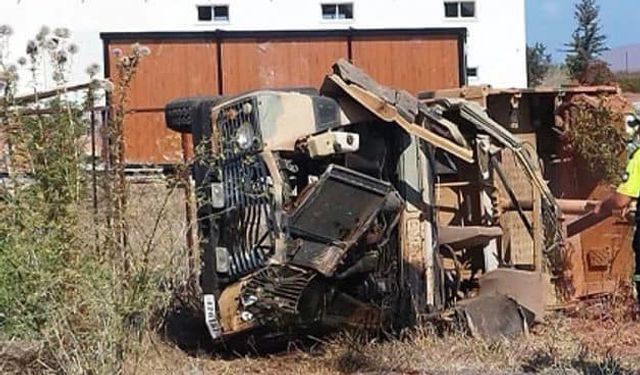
left=181, top=133, right=196, bottom=274
left=90, top=107, right=99, bottom=252
left=91, top=108, right=98, bottom=216
left=626, top=51, right=629, bottom=74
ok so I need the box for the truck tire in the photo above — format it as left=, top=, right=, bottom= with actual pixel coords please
left=164, top=96, right=225, bottom=134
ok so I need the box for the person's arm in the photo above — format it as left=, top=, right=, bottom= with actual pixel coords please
left=595, top=151, right=640, bottom=216
left=594, top=192, right=632, bottom=216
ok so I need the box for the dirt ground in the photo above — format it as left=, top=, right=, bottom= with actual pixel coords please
left=128, top=313, right=640, bottom=375
left=5, top=181, right=638, bottom=374
left=126, top=181, right=640, bottom=375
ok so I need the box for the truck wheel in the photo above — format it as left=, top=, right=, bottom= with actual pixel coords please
left=164, top=96, right=225, bottom=134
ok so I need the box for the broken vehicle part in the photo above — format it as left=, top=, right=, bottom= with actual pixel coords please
left=479, top=268, right=548, bottom=322
left=455, top=294, right=535, bottom=342
left=428, top=85, right=635, bottom=302
left=164, top=60, right=577, bottom=346
left=321, top=59, right=475, bottom=163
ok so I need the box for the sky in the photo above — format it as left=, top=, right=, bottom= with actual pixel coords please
left=526, top=0, right=640, bottom=62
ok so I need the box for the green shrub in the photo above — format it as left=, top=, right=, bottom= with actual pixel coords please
left=565, top=98, right=626, bottom=185
left=0, top=26, right=181, bottom=374
left=616, top=72, right=640, bottom=93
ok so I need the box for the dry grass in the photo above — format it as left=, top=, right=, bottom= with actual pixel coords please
left=4, top=180, right=640, bottom=374
left=131, top=313, right=640, bottom=375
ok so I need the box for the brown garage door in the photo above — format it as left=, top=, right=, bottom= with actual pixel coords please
left=351, top=35, right=461, bottom=93
left=103, top=29, right=466, bottom=164
left=107, top=39, right=219, bottom=164
left=221, top=37, right=348, bottom=94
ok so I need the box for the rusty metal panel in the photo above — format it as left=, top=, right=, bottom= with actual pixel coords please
left=107, top=40, right=217, bottom=164
left=122, top=112, right=185, bottom=165
left=569, top=209, right=634, bottom=298
left=221, top=38, right=348, bottom=95
left=107, top=40, right=218, bottom=109
left=351, top=35, right=460, bottom=94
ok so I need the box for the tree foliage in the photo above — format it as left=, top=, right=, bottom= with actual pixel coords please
left=565, top=100, right=625, bottom=185
left=564, top=0, right=609, bottom=82
left=527, top=43, right=552, bottom=87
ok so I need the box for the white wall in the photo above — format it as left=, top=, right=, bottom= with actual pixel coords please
left=0, top=0, right=527, bottom=92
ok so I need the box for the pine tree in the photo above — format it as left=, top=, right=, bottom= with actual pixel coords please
left=527, top=43, right=552, bottom=87
left=564, top=0, right=608, bottom=82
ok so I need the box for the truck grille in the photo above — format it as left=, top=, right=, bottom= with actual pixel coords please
left=216, top=98, right=275, bottom=280
left=216, top=97, right=262, bottom=158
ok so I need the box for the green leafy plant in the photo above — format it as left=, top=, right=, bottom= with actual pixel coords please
left=527, top=42, right=552, bottom=87
left=0, top=26, right=187, bottom=374
left=565, top=99, right=625, bottom=185
left=616, top=72, right=640, bottom=93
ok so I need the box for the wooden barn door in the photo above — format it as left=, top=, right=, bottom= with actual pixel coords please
left=351, top=35, right=461, bottom=94
left=107, top=40, right=218, bottom=164
left=220, top=37, right=348, bottom=95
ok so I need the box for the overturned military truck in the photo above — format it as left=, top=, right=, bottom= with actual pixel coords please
left=164, top=60, right=586, bottom=344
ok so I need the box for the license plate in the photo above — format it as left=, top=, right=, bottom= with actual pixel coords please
left=203, top=294, right=222, bottom=339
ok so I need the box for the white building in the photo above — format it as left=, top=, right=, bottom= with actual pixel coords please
left=0, top=0, right=527, bottom=91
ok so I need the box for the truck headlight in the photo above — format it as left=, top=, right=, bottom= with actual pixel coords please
left=236, top=122, right=254, bottom=151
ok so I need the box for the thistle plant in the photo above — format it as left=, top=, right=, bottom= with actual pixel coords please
left=104, top=43, right=150, bottom=271
left=0, top=25, right=97, bottom=366
left=0, top=26, right=175, bottom=374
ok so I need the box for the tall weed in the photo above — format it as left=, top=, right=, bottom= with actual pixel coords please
left=0, top=26, right=183, bottom=374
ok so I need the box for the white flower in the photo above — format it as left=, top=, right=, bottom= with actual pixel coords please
left=85, top=63, right=100, bottom=77
left=36, top=25, right=50, bottom=41
left=54, top=50, right=68, bottom=65
left=0, top=25, right=13, bottom=37
left=44, top=38, right=58, bottom=51
left=67, top=43, right=79, bottom=54
left=26, top=40, right=38, bottom=55
left=53, top=27, right=70, bottom=39
left=131, top=43, right=151, bottom=57
left=138, top=45, right=151, bottom=57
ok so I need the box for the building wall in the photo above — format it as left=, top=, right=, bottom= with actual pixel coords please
left=0, top=0, right=527, bottom=92
left=103, top=32, right=462, bottom=164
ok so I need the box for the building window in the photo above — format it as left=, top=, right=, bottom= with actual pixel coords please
left=197, top=5, right=229, bottom=22
left=467, top=67, right=479, bottom=79
left=444, top=1, right=475, bottom=18
left=321, top=3, right=354, bottom=20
